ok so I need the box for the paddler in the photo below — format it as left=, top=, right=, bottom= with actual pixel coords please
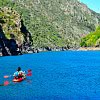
left=13, top=67, right=26, bottom=79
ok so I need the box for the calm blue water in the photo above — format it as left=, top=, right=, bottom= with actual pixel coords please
left=0, top=51, right=100, bottom=100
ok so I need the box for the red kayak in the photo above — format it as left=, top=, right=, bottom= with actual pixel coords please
left=12, top=77, right=25, bottom=82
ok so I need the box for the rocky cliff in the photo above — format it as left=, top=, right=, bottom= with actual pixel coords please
left=0, top=7, right=33, bottom=56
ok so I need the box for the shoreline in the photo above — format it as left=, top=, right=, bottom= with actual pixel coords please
left=1, top=47, right=100, bottom=56
left=77, top=47, right=100, bottom=51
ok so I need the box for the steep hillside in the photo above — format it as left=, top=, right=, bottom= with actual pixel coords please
left=12, top=0, right=100, bottom=49
left=0, top=0, right=100, bottom=55
left=0, top=7, right=32, bottom=56
left=0, top=7, right=24, bottom=44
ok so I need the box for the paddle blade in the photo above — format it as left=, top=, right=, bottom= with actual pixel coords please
left=28, top=69, right=32, bottom=72
left=4, top=81, right=9, bottom=86
left=27, top=73, right=32, bottom=76
left=27, top=69, right=32, bottom=76
left=4, top=76, right=9, bottom=78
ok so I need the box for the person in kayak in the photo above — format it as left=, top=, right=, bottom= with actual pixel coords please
left=13, top=67, right=26, bottom=79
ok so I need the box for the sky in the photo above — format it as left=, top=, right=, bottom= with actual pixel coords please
left=80, top=0, right=100, bottom=13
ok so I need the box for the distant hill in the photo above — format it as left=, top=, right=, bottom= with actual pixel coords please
left=0, top=0, right=100, bottom=55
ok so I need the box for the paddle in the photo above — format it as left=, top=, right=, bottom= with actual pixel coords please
left=4, top=75, right=12, bottom=78
left=0, top=80, right=11, bottom=86
left=27, top=69, right=32, bottom=76
left=4, top=69, right=32, bottom=78
left=4, top=81, right=10, bottom=86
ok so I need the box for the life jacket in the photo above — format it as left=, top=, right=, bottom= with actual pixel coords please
left=18, top=71, right=26, bottom=78
left=18, top=71, right=23, bottom=76
left=14, top=71, right=25, bottom=79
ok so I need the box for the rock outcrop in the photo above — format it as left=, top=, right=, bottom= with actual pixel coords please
left=0, top=7, right=33, bottom=56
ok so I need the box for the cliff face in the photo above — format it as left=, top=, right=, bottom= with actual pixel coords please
left=0, top=0, right=100, bottom=55
left=0, top=7, right=32, bottom=56
left=0, top=7, right=24, bottom=44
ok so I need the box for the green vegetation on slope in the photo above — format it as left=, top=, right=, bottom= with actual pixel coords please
left=0, top=0, right=100, bottom=49
left=0, top=7, right=24, bottom=44
left=80, top=26, right=100, bottom=47
left=0, top=0, right=67, bottom=48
